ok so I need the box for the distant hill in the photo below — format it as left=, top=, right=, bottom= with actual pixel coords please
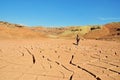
left=84, top=22, right=120, bottom=41
left=0, top=21, right=45, bottom=39
left=0, top=21, right=120, bottom=41
left=0, top=21, right=25, bottom=28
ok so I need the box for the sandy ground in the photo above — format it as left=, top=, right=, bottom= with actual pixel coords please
left=0, top=38, right=120, bottom=80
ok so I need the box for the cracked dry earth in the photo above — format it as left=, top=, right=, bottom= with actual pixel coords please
left=0, top=39, right=120, bottom=80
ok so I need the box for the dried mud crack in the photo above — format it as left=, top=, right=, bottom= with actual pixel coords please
left=70, top=55, right=101, bottom=80
left=25, top=48, right=36, bottom=64
left=18, top=50, right=24, bottom=56
left=109, top=69, right=120, bottom=74
left=0, top=39, right=120, bottom=80
left=61, top=64, right=74, bottom=80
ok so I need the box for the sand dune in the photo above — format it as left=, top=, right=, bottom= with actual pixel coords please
left=0, top=39, right=120, bottom=80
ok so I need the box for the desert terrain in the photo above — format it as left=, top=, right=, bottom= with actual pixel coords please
left=0, top=21, right=120, bottom=80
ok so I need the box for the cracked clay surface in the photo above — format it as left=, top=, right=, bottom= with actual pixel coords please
left=0, top=39, right=120, bottom=80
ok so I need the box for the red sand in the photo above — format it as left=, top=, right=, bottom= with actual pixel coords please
left=0, top=38, right=120, bottom=80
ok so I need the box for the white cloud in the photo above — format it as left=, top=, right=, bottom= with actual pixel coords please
left=98, top=17, right=120, bottom=21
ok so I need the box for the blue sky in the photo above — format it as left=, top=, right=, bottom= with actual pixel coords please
left=0, top=0, right=120, bottom=27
